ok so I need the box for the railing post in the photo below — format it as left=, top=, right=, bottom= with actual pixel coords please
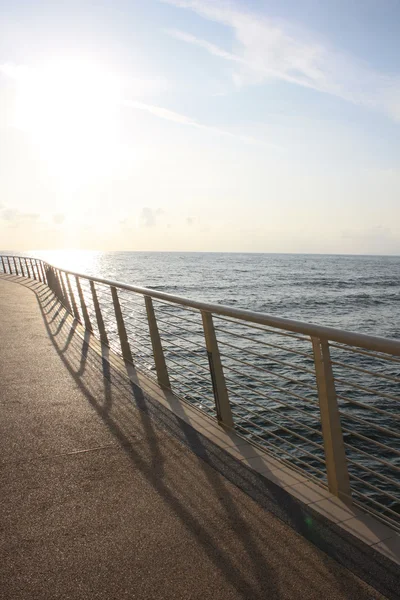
left=111, top=286, right=133, bottom=363
left=56, top=270, right=65, bottom=302
left=13, top=257, right=19, bottom=276
left=29, top=259, right=35, bottom=278
left=145, top=296, right=170, bottom=389
left=75, top=276, right=92, bottom=331
left=66, top=274, right=81, bottom=321
left=25, top=259, right=31, bottom=279
left=1, top=256, right=5, bottom=273
left=312, top=337, right=352, bottom=505
left=7, top=257, right=12, bottom=273
left=90, top=280, right=108, bottom=344
left=39, top=261, right=47, bottom=284
left=18, top=257, right=24, bottom=277
left=58, top=271, right=72, bottom=312
left=53, top=269, right=63, bottom=301
left=201, top=310, right=233, bottom=428
left=31, top=259, right=37, bottom=280
left=50, top=267, right=56, bottom=293
left=47, top=266, right=54, bottom=291
left=34, top=259, right=42, bottom=282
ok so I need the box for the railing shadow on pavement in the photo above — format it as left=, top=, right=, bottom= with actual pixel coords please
left=2, top=272, right=397, bottom=600
left=2, top=254, right=400, bottom=535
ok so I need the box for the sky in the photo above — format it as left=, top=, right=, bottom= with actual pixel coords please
left=0, top=0, right=399, bottom=254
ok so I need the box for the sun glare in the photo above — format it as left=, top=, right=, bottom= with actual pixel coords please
left=32, top=249, right=102, bottom=274
left=14, top=59, right=122, bottom=178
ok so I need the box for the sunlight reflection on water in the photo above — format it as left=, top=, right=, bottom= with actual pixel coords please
left=30, top=249, right=102, bottom=275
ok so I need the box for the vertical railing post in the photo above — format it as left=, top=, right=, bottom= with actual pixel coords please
left=58, top=271, right=72, bottom=312
left=1, top=256, right=5, bottom=273
left=312, top=337, right=352, bottom=505
left=31, top=259, right=37, bottom=280
left=56, top=270, right=65, bottom=302
left=7, top=257, right=12, bottom=274
left=13, top=257, right=19, bottom=276
left=111, top=286, right=133, bottom=363
left=47, top=266, right=54, bottom=291
left=90, top=281, right=108, bottom=344
left=66, top=274, right=81, bottom=321
left=53, top=269, right=61, bottom=297
left=201, top=310, right=233, bottom=427
left=51, top=268, right=61, bottom=299
left=18, top=257, right=24, bottom=277
left=29, top=259, right=35, bottom=278
left=145, top=296, right=170, bottom=388
left=40, top=261, right=47, bottom=285
left=25, top=259, right=31, bottom=279
left=75, top=276, right=92, bottom=331
left=34, top=260, right=42, bottom=283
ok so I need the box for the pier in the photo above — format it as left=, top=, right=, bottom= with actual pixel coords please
left=1, top=256, right=399, bottom=599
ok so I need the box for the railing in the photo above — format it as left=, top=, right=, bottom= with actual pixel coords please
left=1, top=254, right=399, bottom=532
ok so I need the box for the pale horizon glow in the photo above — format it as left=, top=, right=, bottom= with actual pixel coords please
left=0, top=0, right=399, bottom=255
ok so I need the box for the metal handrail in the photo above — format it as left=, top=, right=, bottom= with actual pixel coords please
left=1, top=254, right=399, bottom=533
left=2, top=254, right=400, bottom=355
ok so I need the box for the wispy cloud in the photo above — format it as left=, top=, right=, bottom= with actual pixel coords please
left=0, top=63, right=279, bottom=148
left=166, top=29, right=243, bottom=64
left=0, top=205, right=40, bottom=227
left=140, top=207, right=164, bottom=228
left=124, top=99, right=281, bottom=147
left=164, top=0, right=400, bottom=121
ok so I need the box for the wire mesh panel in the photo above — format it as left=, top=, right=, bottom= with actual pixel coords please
left=213, top=315, right=326, bottom=482
left=31, top=260, right=39, bottom=281
left=153, top=300, right=216, bottom=416
left=330, top=342, right=400, bottom=530
left=8, top=257, right=16, bottom=275
left=62, top=274, right=81, bottom=322
left=58, top=271, right=72, bottom=312
left=77, top=277, right=96, bottom=331
left=17, top=258, right=25, bottom=277
left=117, top=287, right=156, bottom=375
left=92, top=282, right=116, bottom=346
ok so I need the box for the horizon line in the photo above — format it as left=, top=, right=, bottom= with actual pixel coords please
left=3, top=249, right=400, bottom=259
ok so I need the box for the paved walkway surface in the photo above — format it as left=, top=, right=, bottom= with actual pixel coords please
left=0, top=276, right=391, bottom=599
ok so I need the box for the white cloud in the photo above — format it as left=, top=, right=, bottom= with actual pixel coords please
left=164, top=0, right=400, bottom=121
left=124, top=99, right=281, bottom=147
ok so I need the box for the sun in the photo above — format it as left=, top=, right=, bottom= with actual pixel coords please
left=13, top=58, right=123, bottom=178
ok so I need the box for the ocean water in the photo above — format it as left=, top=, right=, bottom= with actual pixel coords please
left=12, top=251, right=400, bottom=524
left=32, top=250, right=400, bottom=338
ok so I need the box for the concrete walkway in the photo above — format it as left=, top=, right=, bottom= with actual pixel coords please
left=0, top=276, right=393, bottom=599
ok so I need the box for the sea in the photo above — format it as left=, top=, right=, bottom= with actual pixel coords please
left=7, top=250, right=400, bottom=525
left=30, top=250, right=400, bottom=338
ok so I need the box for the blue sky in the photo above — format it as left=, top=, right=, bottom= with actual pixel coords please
left=0, top=0, right=399, bottom=253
